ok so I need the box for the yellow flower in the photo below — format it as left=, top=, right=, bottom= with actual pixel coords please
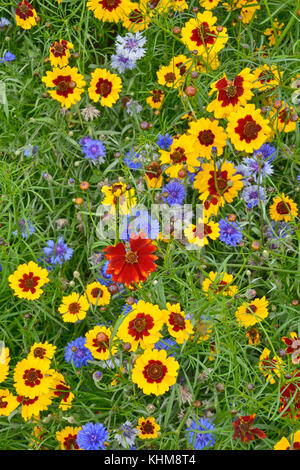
left=117, top=300, right=164, bottom=352
left=122, top=3, right=149, bottom=32
left=156, top=63, right=181, bottom=89
left=137, top=416, right=160, bottom=439
left=184, top=217, right=220, bottom=248
left=27, top=342, right=57, bottom=362
left=51, top=372, right=74, bottom=411
left=14, top=357, right=54, bottom=398
left=146, top=88, right=165, bottom=109
left=199, top=0, right=220, bottom=9
left=17, top=394, right=52, bottom=422
left=226, top=104, right=271, bottom=153
left=269, top=102, right=297, bottom=133
left=101, top=181, right=137, bottom=214
left=163, top=303, right=194, bottom=344
left=0, top=389, right=19, bottom=416
left=8, top=261, right=49, bottom=301
left=246, top=327, right=260, bottom=345
left=0, top=347, right=10, bottom=384
left=264, top=19, right=284, bottom=46
left=274, top=431, right=300, bottom=450
left=159, top=134, right=200, bottom=178
left=251, top=64, right=282, bottom=92
left=85, top=325, right=117, bottom=360
left=202, top=271, right=238, bottom=297
left=42, top=66, right=86, bottom=108
left=58, top=292, right=90, bottom=323
left=187, top=118, right=227, bottom=159
left=132, top=348, right=179, bottom=396
left=86, top=0, right=132, bottom=22
left=85, top=282, right=111, bottom=307
left=145, top=161, right=163, bottom=189
left=49, top=40, right=74, bottom=68
left=56, top=426, right=82, bottom=450
left=235, top=297, right=269, bottom=328
left=258, top=348, right=284, bottom=384
left=269, top=193, right=298, bottom=223
left=240, top=2, right=260, bottom=24
left=15, top=1, right=38, bottom=30
left=88, top=68, right=122, bottom=107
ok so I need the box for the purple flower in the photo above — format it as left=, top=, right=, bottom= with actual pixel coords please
left=119, top=210, right=160, bottom=241
left=265, top=221, right=294, bottom=240
left=0, top=18, right=11, bottom=28
left=24, top=144, right=39, bottom=157
left=65, top=336, right=93, bottom=368
left=253, top=143, right=277, bottom=162
left=243, top=156, right=273, bottom=182
left=111, top=54, right=137, bottom=74
left=125, top=98, right=142, bottom=116
left=156, top=133, right=173, bottom=150
left=162, top=180, right=185, bottom=205
left=79, top=136, right=106, bottom=163
left=185, top=418, right=215, bottom=450
left=43, top=236, right=73, bottom=265
left=13, top=219, right=35, bottom=239
left=0, top=51, right=15, bottom=63
left=114, top=421, right=139, bottom=449
left=123, top=148, right=142, bottom=171
left=115, top=32, right=146, bottom=61
left=218, top=217, right=243, bottom=247
left=77, top=423, right=109, bottom=450
left=241, top=185, right=265, bottom=209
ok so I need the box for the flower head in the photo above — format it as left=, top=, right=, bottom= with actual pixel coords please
left=185, top=418, right=215, bottom=450
left=76, top=422, right=109, bottom=450
left=232, top=414, right=266, bottom=443
left=8, top=261, right=49, bottom=301
left=218, top=217, right=243, bottom=247
left=79, top=136, right=106, bottom=163
left=43, top=237, right=73, bottom=265
left=65, top=337, right=93, bottom=368
left=42, top=66, right=86, bottom=108
left=162, top=180, right=185, bottom=206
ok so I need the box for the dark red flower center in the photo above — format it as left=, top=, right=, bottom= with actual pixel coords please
left=209, top=280, right=228, bottom=294
left=152, top=89, right=163, bottom=103
left=193, top=223, right=212, bottom=239
left=170, top=147, right=187, bottom=164
left=0, top=397, right=8, bottom=409
left=146, top=162, right=162, bottom=179
left=235, top=115, right=262, bottom=143
left=92, top=332, right=109, bottom=352
left=95, top=78, right=112, bottom=97
left=91, top=287, right=103, bottom=298
left=99, top=0, right=121, bottom=11
left=68, top=302, right=80, bottom=314
left=176, top=62, right=187, bottom=77
left=258, top=71, right=273, bottom=84
left=19, top=272, right=40, bottom=294
left=169, top=312, right=185, bottom=331
left=125, top=250, right=138, bottom=264
left=33, top=347, right=46, bottom=358
left=143, top=360, right=167, bottom=383
left=16, top=1, right=33, bottom=20
left=208, top=170, right=231, bottom=196
left=246, top=304, right=257, bottom=315
left=198, top=129, right=215, bottom=146
left=276, top=201, right=290, bottom=215
left=191, top=23, right=216, bottom=47
left=129, top=9, right=143, bottom=23
left=64, top=434, right=79, bottom=450
left=18, top=395, right=39, bottom=406
left=164, top=72, right=176, bottom=84
left=51, top=40, right=68, bottom=57
left=23, top=368, right=43, bottom=387
left=141, top=420, right=155, bottom=434
left=128, top=313, right=154, bottom=340
left=53, top=75, right=75, bottom=97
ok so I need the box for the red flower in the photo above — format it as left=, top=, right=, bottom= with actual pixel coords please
left=280, top=371, right=300, bottom=419
left=103, top=235, right=158, bottom=287
left=232, top=414, right=266, bottom=443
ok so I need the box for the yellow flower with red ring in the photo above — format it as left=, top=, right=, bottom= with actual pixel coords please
left=145, top=161, right=163, bottom=189
left=269, top=193, right=298, bottom=223
left=226, top=104, right=271, bottom=153
left=8, top=261, right=49, bottom=301
left=56, top=426, right=82, bottom=450
left=88, top=68, right=122, bottom=107
left=51, top=372, right=74, bottom=411
left=85, top=282, right=111, bottom=307
left=17, top=393, right=52, bottom=422
left=86, top=0, right=132, bottom=22
left=0, top=347, right=10, bottom=384
left=85, top=325, right=117, bottom=360
left=137, top=416, right=160, bottom=439
left=14, top=357, right=54, bottom=399
left=28, top=342, right=57, bottom=362
left=132, top=348, right=179, bottom=396
left=101, top=181, right=137, bottom=215
left=187, top=118, right=227, bottom=160
left=159, top=134, right=200, bottom=178
left=15, top=1, right=38, bottom=30
left=235, top=296, right=269, bottom=328
left=49, top=40, right=74, bottom=68
left=117, top=300, right=164, bottom=352
left=162, top=303, right=193, bottom=344
left=274, top=431, right=300, bottom=450
left=122, top=2, right=149, bottom=32
left=146, top=89, right=165, bottom=109
left=58, top=292, right=90, bottom=323
left=246, top=327, right=260, bottom=345
left=184, top=216, right=220, bottom=248
left=269, top=102, right=297, bottom=133
left=42, top=66, right=86, bottom=109
left=239, top=1, right=260, bottom=24
left=258, top=348, right=284, bottom=384
left=157, top=63, right=181, bottom=89
left=252, top=64, right=282, bottom=92
left=0, top=389, right=19, bottom=417
left=202, top=271, right=238, bottom=297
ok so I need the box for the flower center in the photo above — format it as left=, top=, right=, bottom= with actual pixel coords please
left=96, top=332, right=108, bottom=346
left=133, top=317, right=147, bottom=332
left=91, top=287, right=103, bottom=298
left=19, top=272, right=40, bottom=293
left=125, top=250, right=138, bottom=264
left=152, top=89, right=163, bottom=102
left=169, top=312, right=185, bottom=330
left=100, top=0, right=121, bottom=11
left=191, top=23, right=216, bottom=47
left=64, top=435, right=79, bottom=450
left=23, top=368, right=42, bottom=387
left=0, top=397, right=8, bottom=409
left=170, top=147, right=186, bottom=164
left=198, top=130, right=214, bottom=146
left=142, top=421, right=155, bottom=434
left=225, top=81, right=237, bottom=98
left=144, top=361, right=166, bottom=382
left=243, top=121, right=261, bottom=139
left=68, top=302, right=80, bottom=314
left=164, top=72, right=176, bottom=84
left=129, top=9, right=143, bottom=23
left=33, top=347, right=46, bottom=358
left=246, top=304, right=257, bottom=314
left=146, top=162, right=162, bottom=179
left=96, top=78, right=112, bottom=97
left=276, top=201, right=290, bottom=215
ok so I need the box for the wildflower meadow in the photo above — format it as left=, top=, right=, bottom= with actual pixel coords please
left=0, top=0, right=300, bottom=453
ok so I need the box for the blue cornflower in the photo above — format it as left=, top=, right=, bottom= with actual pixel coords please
left=65, top=336, right=93, bottom=368
left=115, top=32, right=146, bottom=61
left=162, top=180, right=185, bottom=205
left=24, top=144, right=39, bottom=157
left=111, top=54, right=137, bottom=74
left=0, top=51, right=15, bottom=63
left=13, top=219, right=35, bottom=239
left=0, top=17, right=11, bottom=28
left=243, top=156, right=273, bottom=182
left=43, top=236, right=73, bottom=265
left=79, top=136, right=106, bottom=163
left=119, top=210, right=160, bottom=241
left=77, top=423, right=109, bottom=450
left=185, top=418, right=215, bottom=450
left=125, top=99, right=142, bottom=116
left=253, top=143, right=277, bottom=162
left=123, top=149, right=142, bottom=171
left=114, top=421, right=139, bottom=449
left=156, top=133, right=173, bottom=150
left=218, top=217, right=243, bottom=247
left=297, top=174, right=300, bottom=184
left=241, top=185, right=265, bottom=209
left=266, top=221, right=294, bottom=240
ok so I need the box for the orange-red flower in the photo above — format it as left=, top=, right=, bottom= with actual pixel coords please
left=232, top=414, right=266, bottom=443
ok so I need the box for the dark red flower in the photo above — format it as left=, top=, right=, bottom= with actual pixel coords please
left=232, top=414, right=266, bottom=443
left=280, top=371, right=300, bottom=419
left=103, top=235, right=158, bottom=287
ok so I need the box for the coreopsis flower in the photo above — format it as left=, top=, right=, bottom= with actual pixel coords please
left=156, top=63, right=181, bottom=89
left=51, top=372, right=74, bottom=410
left=0, top=390, right=19, bottom=417
left=0, top=348, right=10, bottom=384
left=86, top=0, right=132, bottom=22
left=279, top=372, right=300, bottom=419
left=101, top=181, right=136, bottom=215
left=85, top=282, right=111, bottom=307
left=269, top=102, right=297, bottom=134
left=122, top=3, right=149, bottom=32
left=49, top=40, right=73, bottom=67
left=58, top=292, right=90, bottom=323
left=203, top=194, right=222, bottom=218
left=132, top=348, right=179, bottom=396
left=163, top=303, right=194, bottom=344
left=232, top=415, right=266, bottom=443
left=274, top=431, right=300, bottom=450
left=15, top=1, right=38, bottom=30
left=202, top=271, right=238, bottom=297
left=169, top=54, right=195, bottom=87
left=194, top=161, right=244, bottom=207
left=56, top=426, right=82, bottom=450
left=8, top=261, right=49, bottom=301
left=146, top=89, right=165, bottom=109
left=199, top=0, right=220, bottom=9
left=269, top=193, right=298, bottom=223
left=27, top=342, right=57, bottom=362
left=85, top=325, right=117, bottom=360
left=264, top=18, right=284, bottom=46
left=184, top=217, right=220, bottom=248
left=145, top=161, right=163, bottom=189
left=159, top=134, right=200, bottom=178
left=252, top=64, right=282, bottom=92
left=117, top=300, right=164, bottom=351
left=137, top=417, right=160, bottom=439
left=181, top=11, right=228, bottom=59
left=187, top=118, right=227, bottom=159
left=42, top=66, right=86, bottom=108
left=246, top=327, right=260, bottom=345
left=88, top=68, right=122, bottom=107
left=207, top=68, right=254, bottom=119
left=170, top=0, right=188, bottom=11
left=103, top=235, right=158, bottom=287
left=235, top=297, right=269, bottom=328
left=14, top=358, right=54, bottom=398
left=282, top=332, right=300, bottom=364
left=239, top=1, right=260, bottom=24
left=258, top=348, right=284, bottom=384
left=226, top=104, right=271, bottom=153
left=17, top=394, right=52, bottom=421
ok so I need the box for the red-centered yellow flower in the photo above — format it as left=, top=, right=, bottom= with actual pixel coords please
left=56, top=426, right=82, bottom=450
left=17, top=394, right=52, bottom=422
left=235, top=297, right=269, bottom=328
left=27, top=342, right=57, bottom=362
left=156, top=63, right=181, bottom=89
left=202, top=194, right=222, bottom=218
left=122, top=3, right=149, bottom=31
left=132, top=348, right=179, bottom=396
left=88, top=68, right=122, bottom=107
left=240, top=1, right=260, bottom=24
left=264, top=18, right=284, bottom=46
left=29, top=425, right=47, bottom=450
left=181, top=11, right=228, bottom=58
left=246, top=327, right=260, bottom=345
left=184, top=216, right=220, bottom=248
left=58, top=292, right=90, bottom=323
left=101, top=181, right=137, bottom=214
left=139, top=0, right=169, bottom=18
left=269, top=193, right=298, bottom=223
left=117, top=300, right=164, bottom=352
left=163, top=303, right=193, bottom=344
left=202, top=271, right=238, bottom=297
left=85, top=325, right=117, bottom=360
left=14, top=358, right=54, bottom=398
left=258, top=348, right=284, bottom=384
left=169, top=0, right=188, bottom=11
left=207, top=68, right=254, bottom=119
left=86, top=0, right=132, bottom=22
left=274, top=431, right=300, bottom=450
left=187, top=118, right=227, bottom=159
left=137, top=416, right=160, bottom=439
left=51, top=372, right=74, bottom=411
left=42, top=66, right=86, bottom=109
left=8, top=261, right=49, bottom=301
left=15, top=1, right=38, bottom=30
left=159, top=134, right=200, bottom=178
left=227, top=104, right=271, bottom=153
left=85, top=282, right=111, bottom=307
left=169, top=55, right=195, bottom=86
left=194, top=161, right=244, bottom=207
left=0, top=390, right=19, bottom=416
left=199, top=0, right=220, bottom=9
left=269, top=103, right=297, bottom=133
left=146, top=89, right=165, bottom=109
left=252, top=64, right=282, bottom=92
left=145, top=161, right=163, bottom=189
left=0, top=348, right=10, bottom=384
left=49, top=40, right=74, bottom=68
